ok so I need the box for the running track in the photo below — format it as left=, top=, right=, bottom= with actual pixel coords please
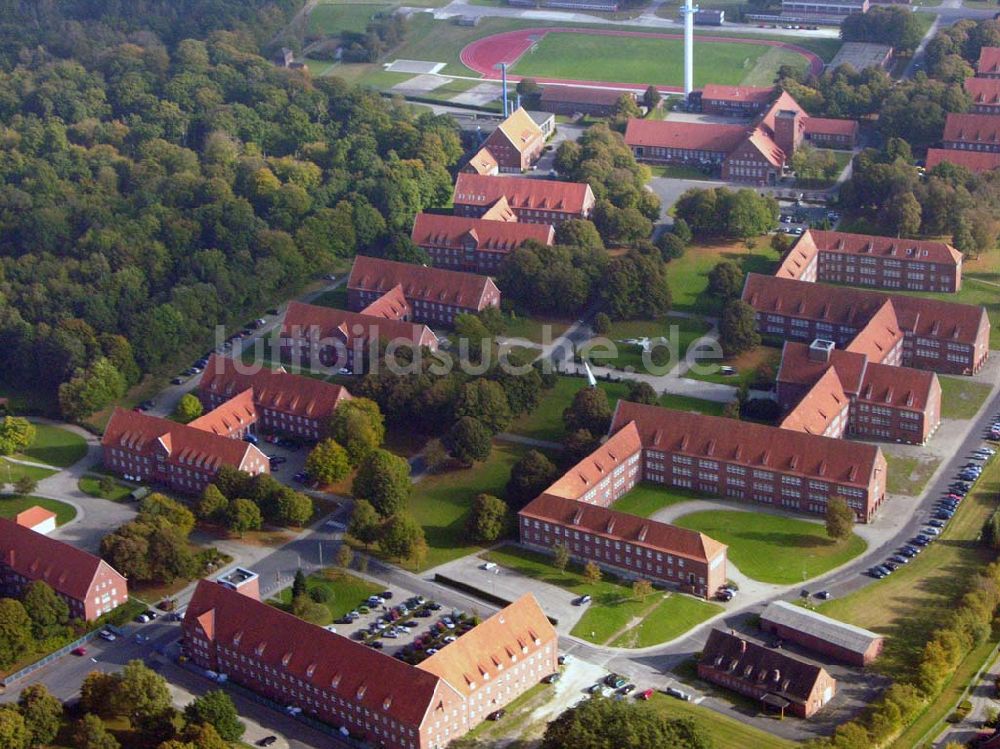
left=459, top=27, right=824, bottom=93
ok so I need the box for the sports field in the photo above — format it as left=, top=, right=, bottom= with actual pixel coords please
left=510, top=32, right=808, bottom=87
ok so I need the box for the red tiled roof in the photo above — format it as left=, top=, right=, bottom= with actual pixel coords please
left=281, top=301, right=438, bottom=349
left=0, top=518, right=118, bottom=601
left=188, top=388, right=257, bottom=437
left=612, top=400, right=882, bottom=488
left=199, top=355, right=351, bottom=421
left=845, top=301, right=903, bottom=364
left=776, top=342, right=868, bottom=396
left=14, top=506, right=56, bottom=529
left=760, top=90, right=807, bottom=137
left=184, top=580, right=448, bottom=727
left=743, top=127, right=785, bottom=169
left=417, top=593, right=557, bottom=697
left=623, top=118, right=747, bottom=153
left=742, top=274, right=989, bottom=348
left=803, top=117, right=858, bottom=137
left=926, top=148, right=1000, bottom=174
left=540, top=85, right=630, bottom=106
left=348, top=256, right=499, bottom=311
left=542, top=422, right=642, bottom=501
left=965, top=77, right=1000, bottom=105
left=978, top=47, right=1000, bottom=76
left=411, top=213, right=554, bottom=252
left=102, top=407, right=260, bottom=471
left=359, top=284, right=411, bottom=320
left=701, top=629, right=831, bottom=705
left=780, top=367, right=849, bottom=435
left=453, top=174, right=594, bottom=215
left=791, top=230, right=962, bottom=268
left=701, top=84, right=775, bottom=104
left=859, top=361, right=938, bottom=412
left=520, top=490, right=726, bottom=564
left=942, top=112, right=1000, bottom=145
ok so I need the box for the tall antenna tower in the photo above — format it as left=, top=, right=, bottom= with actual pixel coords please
left=679, top=0, right=698, bottom=101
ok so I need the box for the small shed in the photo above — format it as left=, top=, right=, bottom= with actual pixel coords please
left=15, top=506, right=57, bottom=536
left=760, top=600, right=884, bottom=666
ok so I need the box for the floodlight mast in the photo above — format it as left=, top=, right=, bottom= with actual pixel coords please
left=680, top=0, right=699, bottom=100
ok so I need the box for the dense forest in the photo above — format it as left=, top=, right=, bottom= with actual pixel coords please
left=0, top=1, right=464, bottom=416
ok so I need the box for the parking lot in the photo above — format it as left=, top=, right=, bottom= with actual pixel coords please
left=777, top=202, right=839, bottom=236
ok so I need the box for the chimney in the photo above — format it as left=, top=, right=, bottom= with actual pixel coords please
left=739, top=639, right=747, bottom=655
left=808, top=338, right=835, bottom=363
left=773, top=109, right=800, bottom=162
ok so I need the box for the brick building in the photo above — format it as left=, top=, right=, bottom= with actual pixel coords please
left=102, top=407, right=270, bottom=494
left=942, top=113, right=1000, bottom=152
left=699, top=84, right=776, bottom=117
left=15, top=506, right=57, bottom=535
left=539, top=86, right=635, bottom=117
left=760, top=601, right=884, bottom=667
left=461, top=148, right=499, bottom=176
left=477, top=108, right=546, bottom=173
left=452, top=174, right=595, bottom=225
left=966, top=77, right=1000, bottom=114
left=699, top=629, right=837, bottom=718
left=777, top=340, right=942, bottom=445
left=776, top=229, right=963, bottom=292
left=0, top=518, right=128, bottom=621
left=624, top=118, right=748, bottom=166
left=280, top=301, right=438, bottom=373
left=346, top=256, right=500, bottom=327
left=742, top=273, right=991, bottom=375
left=183, top=579, right=557, bottom=749
left=611, top=401, right=888, bottom=522
left=780, top=0, right=868, bottom=17
left=977, top=47, right=1000, bottom=78
left=198, top=355, right=352, bottom=441
left=410, top=213, right=554, bottom=273
left=926, top=148, right=1000, bottom=174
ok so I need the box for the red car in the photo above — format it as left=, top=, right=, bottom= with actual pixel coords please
left=71, top=647, right=87, bottom=656
left=638, top=688, right=654, bottom=700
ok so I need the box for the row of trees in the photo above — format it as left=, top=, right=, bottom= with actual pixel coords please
left=199, top=465, right=315, bottom=534
left=673, top=188, right=778, bottom=240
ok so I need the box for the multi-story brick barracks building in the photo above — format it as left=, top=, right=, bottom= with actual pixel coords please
left=410, top=214, right=554, bottom=274
left=452, top=173, right=596, bottom=225
left=699, top=629, right=837, bottom=718
left=198, top=355, right=352, bottom=441
left=925, top=148, right=1000, bottom=174
left=0, top=519, right=128, bottom=621
left=183, top=577, right=557, bottom=749
left=941, top=112, right=1000, bottom=153
left=474, top=107, right=546, bottom=173
left=742, top=273, right=991, bottom=376
left=346, top=256, right=500, bottom=327
left=699, top=84, right=776, bottom=117
left=102, top=405, right=269, bottom=494
left=777, top=230, right=962, bottom=293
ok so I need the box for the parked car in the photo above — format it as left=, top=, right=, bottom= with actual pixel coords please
left=544, top=672, right=561, bottom=684
left=574, top=595, right=592, bottom=606
left=487, top=709, right=506, bottom=721
left=868, top=567, right=887, bottom=579
left=619, top=684, right=636, bottom=695
left=888, top=555, right=910, bottom=565
left=665, top=686, right=691, bottom=701
left=258, top=737, right=277, bottom=747
left=99, top=630, right=116, bottom=641
left=135, top=613, right=150, bottom=623
left=923, top=527, right=941, bottom=536
left=814, top=590, right=831, bottom=600
left=71, top=646, right=88, bottom=656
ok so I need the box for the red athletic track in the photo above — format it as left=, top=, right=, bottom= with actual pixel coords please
left=459, top=27, right=824, bottom=93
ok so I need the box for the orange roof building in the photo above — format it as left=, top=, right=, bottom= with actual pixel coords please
left=479, top=107, right=546, bottom=173
left=965, top=77, right=1000, bottom=114
left=183, top=579, right=557, bottom=749
left=0, top=518, right=128, bottom=621
left=347, top=255, right=501, bottom=327
left=700, top=84, right=776, bottom=116
left=411, top=213, right=554, bottom=274
left=452, top=173, right=595, bottom=225
left=777, top=229, right=963, bottom=293
left=188, top=387, right=258, bottom=439
left=198, top=355, right=352, bottom=441
left=14, top=506, right=57, bottom=535
left=977, top=47, right=1000, bottom=78
left=926, top=148, right=1000, bottom=174
left=743, top=273, right=990, bottom=376
left=942, top=112, right=1000, bottom=152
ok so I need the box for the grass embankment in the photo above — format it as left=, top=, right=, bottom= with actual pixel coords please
left=270, top=568, right=383, bottom=623
left=674, top=510, right=867, bottom=584
left=884, top=453, right=941, bottom=497
left=667, top=238, right=781, bottom=315
left=13, top=424, right=88, bottom=468
left=938, top=376, right=993, bottom=420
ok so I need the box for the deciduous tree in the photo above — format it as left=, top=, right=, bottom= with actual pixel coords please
left=17, top=684, right=62, bottom=747
left=506, top=450, right=559, bottom=510
left=349, top=499, right=381, bottom=547
left=352, top=449, right=411, bottom=518
left=553, top=543, right=570, bottom=571
left=305, top=439, right=350, bottom=486
left=0, top=417, right=35, bottom=457
left=378, top=513, right=425, bottom=561
left=172, top=394, right=203, bottom=424
left=825, top=496, right=855, bottom=541
left=466, top=494, right=509, bottom=543
left=707, top=261, right=744, bottom=302
left=583, top=561, right=602, bottom=584
left=73, top=714, right=119, bottom=749
left=0, top=599, right=32, bottom=669
left=227, top=498, right=262, bottom=537
left=196, top=485, right=228, bottom=522
left=719, top=300, right=760, bottom=357
left=21, top=580, right=69, bottom=637
left=563, top=386, right=612, bottom=436
left=327, top=398, right=385, bottom=466
left=444, top=417, right=492, bottom=466
left=183, top=690, right=245, bottom=742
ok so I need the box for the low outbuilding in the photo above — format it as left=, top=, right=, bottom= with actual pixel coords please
left=760, top=600, right=884, bottom=666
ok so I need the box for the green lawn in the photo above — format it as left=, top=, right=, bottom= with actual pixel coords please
left=502, top=315, right=571, bottom=345
left=513, top=32, right=807, bottom=87
left=611, top=482, right=703, bottom=518
left=938, top=375, right=993, bottom=420
left=0, top=495, right=76, bottom=526
left=668, top=238, right=782, bottom=314
left=818, top=457, right=1000, bottom=682
left=646, top=694, right=796, bottom=749
left=674, top=510, right=867, bottom=584
left=682, top=344, right=782, bottom=387
left=884, top=453, right=941, bottom=497
left=310, top=287, right=348, bottom=310
left=0, top=459, right=56, bottom=485
left=481, top=545, right=714, bottom=646
left=308, top=3, right=392, bottom=34
left=584, top=316, right=712, bottom=373
left=13, top=424, right=88, bottom=468
left=270, top=568, right=382, bottom=623
left=649, top=164, right=710, bottom=179
left=79, top=475, right=134, bottom=502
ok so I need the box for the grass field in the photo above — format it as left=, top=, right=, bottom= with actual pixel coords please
left=0, top=495, right=76, bottom=526
left=584, top=316, right=712, bottom=373
left=503, top=315, right=571, bottom=345
left=646, top=693, right=796, bottom=749
left=611, top=482, right=705, bottom=517
left=674, top=510, right=867, bottom=584
left=938, top=375, right=993, bottom=420
left=884, top=453, right=941, bottom=497
left=79, top=475, right=134, bottom=502
left=667, top=238, right=782, bottom=314
left=682, top=344, right=782, bottom=386
left=512, top=32, right=808, bottom=87
left=270, top=568, right=382, bottom=623
left=310, top=286, right=348, bottom=309
left=481, top=545, right=718, bottom=646
left=818, top=456, right=1000, bottom=733
left=13, top=424, right=88, bottom=468
left=308, top=3, right=392, bottom=34
left=0, top=459, right=56, bottom=485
